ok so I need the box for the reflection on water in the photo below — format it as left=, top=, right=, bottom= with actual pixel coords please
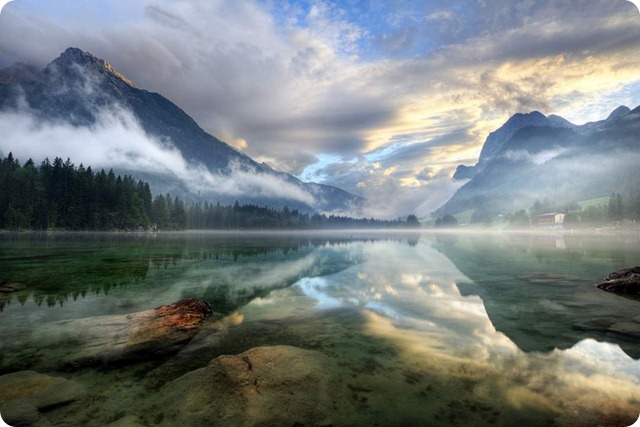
left=434, top=232, right=640, bottom=357
left=0, top=230, right=639, bottom=426
left=0, top=231, right=384, bottom=316
left=290, top=232, right=640, bottom=424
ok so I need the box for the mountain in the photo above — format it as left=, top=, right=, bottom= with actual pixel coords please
left=0, top=48, right=363, bottom=213
left=437, top=104, right=639, bottom=218
left=452, top=111, right=554, bottom=180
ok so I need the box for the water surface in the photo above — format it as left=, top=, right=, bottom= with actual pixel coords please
left=0, top=230, right=639, bottom=426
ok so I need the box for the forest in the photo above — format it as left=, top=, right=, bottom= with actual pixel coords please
left=0, top=153, right=186, bottom=230
left=186, top=202, right=421, bottom=229
left=0, top=153, right=421, bottom=231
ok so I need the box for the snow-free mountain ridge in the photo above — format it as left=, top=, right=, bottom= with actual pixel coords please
left=0, top=48, right=363, bottom=213
left=439, top=104, right=639, bottom=218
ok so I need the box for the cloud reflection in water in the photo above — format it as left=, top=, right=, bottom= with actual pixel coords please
left=295, top=238, right=640, bottom=420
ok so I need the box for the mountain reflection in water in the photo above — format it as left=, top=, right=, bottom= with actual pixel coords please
left=0, top=231, right=638, bottom=426
left=289, top=232, right=640, bottom=424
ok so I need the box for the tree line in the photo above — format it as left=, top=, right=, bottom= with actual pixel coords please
left=0, top=153, right=421, bottom=231
left=187, top=202, right=421, bottom=229
left=0, top=153, right=186, bottom=230
left=433, top=192, right=640, bottom=229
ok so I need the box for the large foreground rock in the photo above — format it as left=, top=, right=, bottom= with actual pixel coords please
left=0, top=370, right=86, bottom=426
left=152, top=345, right=348, bottom=427
left=596, top=266, right=640, bottom=296
left=34, top=298, right=213, bottom=369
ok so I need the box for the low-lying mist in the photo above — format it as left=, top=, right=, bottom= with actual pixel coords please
left=439, top=142, right=640, bottom=220
left=0, top=104, right=317, bottom=206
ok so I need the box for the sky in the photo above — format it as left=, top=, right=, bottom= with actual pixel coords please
left=1, top=0, right=640, bottom=217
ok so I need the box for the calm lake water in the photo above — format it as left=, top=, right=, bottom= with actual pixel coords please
left=0, top=230, right=639, bottom=426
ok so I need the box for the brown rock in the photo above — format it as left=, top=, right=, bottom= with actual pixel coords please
left=596, top=266, right=640, bottom=295
left=153, top=345, right=347, bottom=426
left=0, top=370, right=85, bottom=425
left=0, top=370, right=85, bottom=410
left=0, top=400, right=41, bottom=426
left=607, top=321, right=640, bottom=338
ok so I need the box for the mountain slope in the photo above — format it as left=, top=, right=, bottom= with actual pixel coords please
left=437, top=105, right=639, bottom=217
left=452, top=111, right=556, bottom=180
left=0, top=48, right=363, bottom=213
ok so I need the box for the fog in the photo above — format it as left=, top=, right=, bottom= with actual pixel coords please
left=436, top=137, right=640, bottom=221
left=0, top=104, right=317, bottom=206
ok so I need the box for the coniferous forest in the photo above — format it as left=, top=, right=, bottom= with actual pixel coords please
left=186, top=202, right=421, bottom=229
left=0, top=154, right=421, bottom=231
left=0, top=153, right=186, bottom=230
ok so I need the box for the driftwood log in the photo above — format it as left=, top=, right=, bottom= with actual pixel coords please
left=33, top=298, right=213, bottom=369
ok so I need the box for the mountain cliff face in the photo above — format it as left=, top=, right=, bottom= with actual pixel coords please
left=0, top=48, right=363, bottom=213
left=452, top=111, right=554, bottom=180
left=437, top=105, right=639, bottom=217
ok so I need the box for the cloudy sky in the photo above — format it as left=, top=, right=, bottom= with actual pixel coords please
left=1, top=0, right=640, bottom=217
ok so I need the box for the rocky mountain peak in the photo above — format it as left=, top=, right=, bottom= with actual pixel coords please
left=606, top=105, right=631, bottom=121
left=453, top=110, right=554, bottom=180
left=45, top=47, right=136, bottom=88
left=505, top=111, right=547, bottom=125
left=547, top=114, right=576, bottom=128
left=0, top=48, right=363, bottom=212
left=477, top=111, right=551, bottom=166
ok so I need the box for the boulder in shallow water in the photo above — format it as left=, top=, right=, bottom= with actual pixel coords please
left=0, top=370, right=86, bottom=426
left=1, top=400, right=41, bottom=426
left=596, top=266, right=640, bottom=295
left=152, top=345, right=346, bottom=426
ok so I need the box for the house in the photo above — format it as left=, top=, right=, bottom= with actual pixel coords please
left=536, top=213, right=565, bottom=227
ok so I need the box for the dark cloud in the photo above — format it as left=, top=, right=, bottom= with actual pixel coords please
left=144, top=5, right=199, bottom=34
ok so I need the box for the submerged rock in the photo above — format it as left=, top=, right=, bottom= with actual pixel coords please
left=0, top=370, right=86, bottom=426
left=0, top=280, right=26, bottom=293
left=1, top=400, right=41, bottom=427
left=152, top=345, right=348, bottom=426
left=596, top=266, right=640, bottom=296
left=33, top=298, right=214, bottom=369
left=107, top=415, right=147, bottom=427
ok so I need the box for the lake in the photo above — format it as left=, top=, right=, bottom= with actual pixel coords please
left=0, top=230, right=639, bottom=426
